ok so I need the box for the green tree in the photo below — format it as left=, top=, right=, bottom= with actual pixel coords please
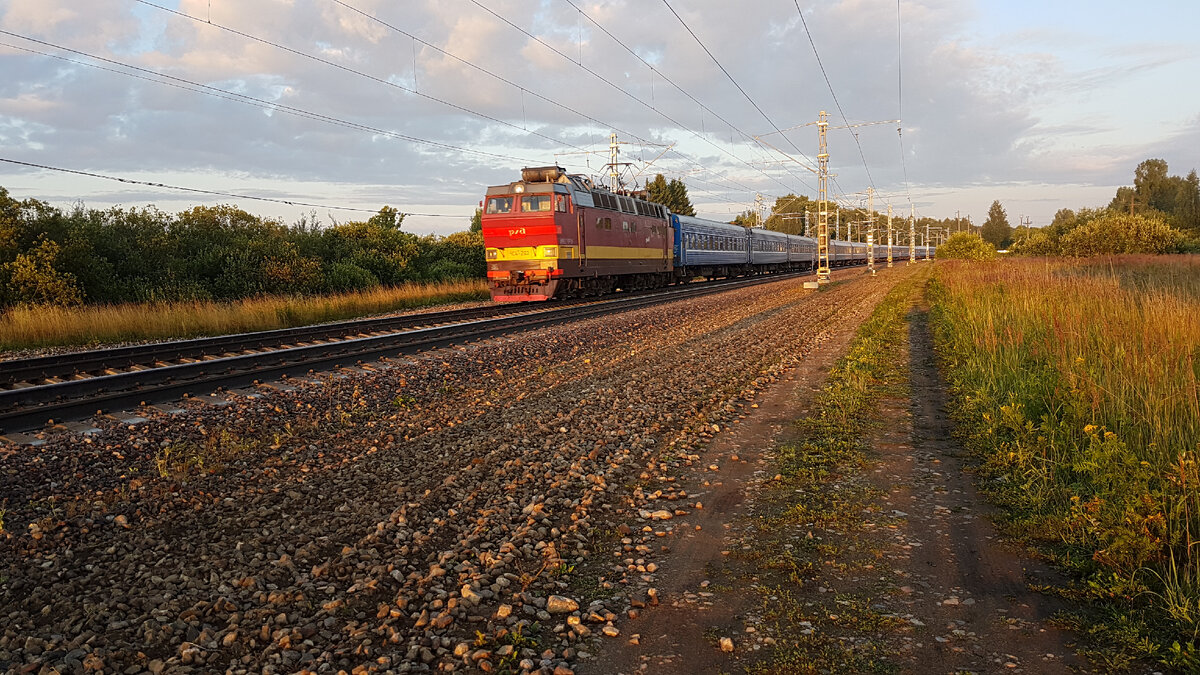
left=1133, top=158, right=1176, bottom=214
left=764, top=194, right=814, bottom=234
left=469, top=208, right=482, bottom=233
left=980, top=200, right=1012, bottom=249
left=1175, top=169, right=1200, bottom=233
left=730, top=210, right=758, bottom=228
left=368, top=205, right=405, bottom=230
left=645, top=174, right=695, bottom=216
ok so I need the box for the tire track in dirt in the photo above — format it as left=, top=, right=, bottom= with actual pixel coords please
left=869, top=305, right=1087, bottom=673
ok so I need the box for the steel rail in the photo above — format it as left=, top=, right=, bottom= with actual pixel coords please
left=0, top=272, right=809, bottom=433
left=0, top=301, right=539, bottom=388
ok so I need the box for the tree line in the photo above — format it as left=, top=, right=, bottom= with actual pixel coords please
left=996, top=159, right=1199, bottom=255
left=0, top=187, right=484, bottom=309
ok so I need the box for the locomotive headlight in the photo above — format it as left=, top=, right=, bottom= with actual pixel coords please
left=543, top=246, right=557, bottom=258
left=486, top=249, right=499, bottom=260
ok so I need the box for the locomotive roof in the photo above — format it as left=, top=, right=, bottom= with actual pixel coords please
left=486, top=166, right=672, bottom=217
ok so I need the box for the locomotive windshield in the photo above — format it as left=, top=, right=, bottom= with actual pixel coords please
left=486, top=196, right=514, bottom=214
left=520, top=195, right=552, bottom=212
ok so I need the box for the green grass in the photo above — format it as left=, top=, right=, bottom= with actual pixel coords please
left=0, top=278, right=489, bottom=351
left=737, top=270, right=926, bottom=673
left=928, top=255, right=1200, bottom=670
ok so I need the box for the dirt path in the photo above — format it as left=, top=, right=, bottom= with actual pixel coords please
left=582, top=280, right=1091, bottom=674
left=868, top=306, right=1086, bottom=673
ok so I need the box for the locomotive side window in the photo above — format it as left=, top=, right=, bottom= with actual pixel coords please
left=555, top=195, right=569, bottom=212
left=486, top=196, right=513, bottom=214
left=521, top=195, right=552, bottom=212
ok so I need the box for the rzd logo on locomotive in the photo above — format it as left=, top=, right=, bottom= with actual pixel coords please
left=508, top=227, right=527, bottom=237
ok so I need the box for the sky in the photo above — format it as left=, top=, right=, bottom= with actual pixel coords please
left=1, top=0, right=1198, bottom=235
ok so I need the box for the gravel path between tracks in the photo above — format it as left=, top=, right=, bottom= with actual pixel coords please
left=1, top=266, right=909, bottom=675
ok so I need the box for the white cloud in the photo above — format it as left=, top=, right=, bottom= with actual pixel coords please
left=0, top=0, right=1196, bottom=232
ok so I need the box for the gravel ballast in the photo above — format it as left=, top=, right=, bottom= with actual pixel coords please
left=0, top=268, right=913, bottom=674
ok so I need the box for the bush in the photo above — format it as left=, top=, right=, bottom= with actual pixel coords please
left=935, top=232, right=997, bottom=261
left=1060, top=212, right=1186, bottom=256
left=0, top=190, right=486, bottom=311
left=1010, top=230, right=1060, bottom=256
left=1, top=238, right=83, bottom=306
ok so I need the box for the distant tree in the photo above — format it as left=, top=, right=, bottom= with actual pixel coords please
left=764, top=194, right=814, bottom=234
left=1049, top=208, right=1076, bottom=231
left=469, top=208, right=482, bottom=233
left=368, top=206, right=405, bottom=230
left=980, top=200, right=1012, bottom=249
left=645, top=174, right=695, bottom=216
left=730, top=210, right=758, bottom=228
left=1134, top=158, right=1176, bottom=214
left=1176, top=170, right=1200, bottom=233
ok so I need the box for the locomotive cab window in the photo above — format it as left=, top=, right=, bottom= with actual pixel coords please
left=521, top=195, right=552, bottom=212
left=486, top=196, right=513, bottom=214
left=555, top=195, right=569, bottom=212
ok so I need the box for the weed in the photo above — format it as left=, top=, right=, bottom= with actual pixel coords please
left=0, top=279, right=488, bottom=351
left=929, top=256, right=1200, bottom=666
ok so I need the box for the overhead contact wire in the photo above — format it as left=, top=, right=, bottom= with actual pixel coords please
left=0, top=34, right=542, bottom=167
left=466, top=0, right=807, bottom=199
left=0, top=157, right=463, bottom=217
left=132, top=0, right=590, bottom=155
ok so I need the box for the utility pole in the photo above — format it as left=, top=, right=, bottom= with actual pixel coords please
left=925, top=221, right=931, bottom=260
left=609, top=133, right=620, bottom=191
left=866, top=187, right=875, bottom=274
left=817, top=111, right=832, bottom=282
left=909, top=204, right=916, bottom=264
left=955, top=209, right=960, bottom=235
left=754, top=193, right=766, bottom=229
left=753, top=111, right=898, bottom=284
left=887, top=204, right=894, bottom=268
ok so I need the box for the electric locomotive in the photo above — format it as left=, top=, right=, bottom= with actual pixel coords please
left=482, top=166, right=672, bottom=301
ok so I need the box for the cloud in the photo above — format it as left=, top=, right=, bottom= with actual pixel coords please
left=0, top=0, right=1197, bottom=233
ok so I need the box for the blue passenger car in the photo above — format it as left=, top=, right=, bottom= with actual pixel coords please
left=786, top=235, right=818, bottom=268
left=672, top=214, right=750, bottom=269
left=749, top=228, right=789, bottom=265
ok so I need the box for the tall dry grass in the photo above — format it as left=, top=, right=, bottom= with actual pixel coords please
left=930, top=255, right=1200, bottom=664
left=0, top=279, right=489, bottom=352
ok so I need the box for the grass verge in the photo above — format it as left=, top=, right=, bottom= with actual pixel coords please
left=735, top=271, right=926, bottom=674
left=928, top=256, right=1200, bottom=671
left=0, top=278, right=489, bottom=352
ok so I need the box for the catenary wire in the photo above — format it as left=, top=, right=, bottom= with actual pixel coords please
left=659, top=0, right=820, bottom=180
left=0, top=157, right=464, bottom=217
left=465, top=0, right=811, bottom=199
left=562, top=0, right=819, bottom=174
left=132, top=0, right=591, bottom=155
left=0, top=32, right=549, bottom=167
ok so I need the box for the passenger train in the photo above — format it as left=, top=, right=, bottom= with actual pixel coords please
left=482, top=166, right=933, bottom=302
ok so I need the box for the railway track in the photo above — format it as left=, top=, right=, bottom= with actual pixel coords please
left=0, top=272, right=812, bottom=436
